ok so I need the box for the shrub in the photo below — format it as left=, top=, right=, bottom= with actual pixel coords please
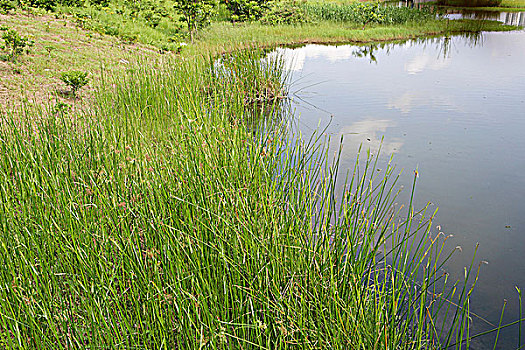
left=221, top=0, right=268, bottom=22
left=0, top=0, right=16, bottom=14
left=51, top=101, right=71, bottom=116
left=73, top=13, right=92, bottom=29
left=89, top=0, right=108, bottom=6
left=19, top=0, right=84, bottom=11
left=143, top=9, right=163, bottom=27
left=103, top=24, right=119, bottom=36
left=260, top=0, right=308, bottom=25
left=60, top=71, right=89, bottom=95
left=59, top=0, right=85, bottom=7
left=0, top=28, right=33, bottom=62
left=119, top=32, right=139, bottom=44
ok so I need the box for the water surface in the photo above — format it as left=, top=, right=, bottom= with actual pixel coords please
left=386, top=0, right=525, bottom=26
left=278, top=30, right=525, bottom=348
left=444, top=10, right=525, bottom=26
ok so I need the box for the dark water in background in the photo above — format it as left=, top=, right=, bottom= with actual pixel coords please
left=386, top=0, right=525, bottom=27
left=274, top=30, right=525, bottom=348
left=444, top=10, right=525, bottom=26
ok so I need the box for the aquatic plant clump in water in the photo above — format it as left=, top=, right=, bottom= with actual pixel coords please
left=206, top=49, right=288, bottom=105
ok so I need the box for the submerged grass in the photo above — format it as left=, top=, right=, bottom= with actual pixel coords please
left=0, top=48, right=515, bottom=348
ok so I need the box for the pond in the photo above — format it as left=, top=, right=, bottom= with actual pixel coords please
left=277, top=30, right=525, bottom=348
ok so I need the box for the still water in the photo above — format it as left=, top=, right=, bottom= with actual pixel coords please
left=444, top=10, right=525, bottom=26
left=277, top=30, right=525, bottom=348
left=387, top=0, right=525, bottom=26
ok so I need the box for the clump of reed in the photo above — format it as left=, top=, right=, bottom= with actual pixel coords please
left=0, top=48, right=520, bottom=349
left=303, top=1, right=436, bottom=25
left=205, top=49, right=288, bottom=109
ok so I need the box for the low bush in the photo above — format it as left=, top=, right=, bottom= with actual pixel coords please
left=25, top=0, right=57, bottom=10
left=89, top=0, right=108, bottom=6
left=59, top=0, right=84, bottom=7
left=0, top=0, right=16, bottom=13
left=260, top=0, right=308, bottom=25
left=0, top=27, right=33, bottom=62
left=60, top=70, right=89, bottom=95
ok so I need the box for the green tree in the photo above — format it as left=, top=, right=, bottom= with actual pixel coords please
left=174, top=0, right=216, bottom=42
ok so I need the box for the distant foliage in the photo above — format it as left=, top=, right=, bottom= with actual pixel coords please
left=1, top=27, right=34, bottom=62
left=89, top=0, right=108, bottom=6
left=221, top=0, right=268, bottom=22
left=119, top=32, right=138, bottom=43
left=221, top=0, right=308, bottom=24
left=15, top=0, right=85, bottom=11
left=303, top=2, right=435, bottom=26
left=60, top=71, right=89, bottom=95
left=59, top=0, right=84, bottom=7
left=0, top=0, right=16, bottom=13
left=124, top=0, right=170, bottom=27
left=25, top=0, right=57, bottom=11
left=260, top=0, right=308, bottom=25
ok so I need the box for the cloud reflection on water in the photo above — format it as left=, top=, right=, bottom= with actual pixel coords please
left=273, top=45, right=358, bottom=72
left=329, top=119, right=403, bottom=161
left=404, top=53, right=451, bottom=74
left=386, top=91, right=459, bottom=114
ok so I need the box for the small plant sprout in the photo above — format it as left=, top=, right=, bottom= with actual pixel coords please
left=60, top=71, right=89, bottom=96
left=44, top=45, right=55, bottom=57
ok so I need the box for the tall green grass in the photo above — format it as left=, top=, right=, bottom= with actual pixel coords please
left=302, top=2, right=436, bottom=25
left=0, top=50, right=518, bottom=348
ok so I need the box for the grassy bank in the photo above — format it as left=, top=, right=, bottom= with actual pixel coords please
left=1, top=1, right=523, bottom=348
left=190, top=18, right=514, bottom=55
left=0, top=47, right=487, bottom=348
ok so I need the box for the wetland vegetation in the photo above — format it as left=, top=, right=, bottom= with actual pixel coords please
left=0, top=0, right=524, bottom=348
